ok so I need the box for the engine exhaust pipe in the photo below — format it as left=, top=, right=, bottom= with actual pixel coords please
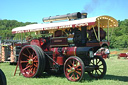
left=43, top=12, right=82, bottom=22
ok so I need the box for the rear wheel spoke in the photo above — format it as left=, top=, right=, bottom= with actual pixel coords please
left=20, top=61, right=28, bottom=63
left=33, top=56, right=37, bottom=60
left=34, top=64, right=38, bottom=68
left=33, top=61, right=38, bottom=63
left=26, top=48, right=32, bottom=56
left=22, top=53, right=29, bottom=58
left=23, top=66, right=30, bottom=71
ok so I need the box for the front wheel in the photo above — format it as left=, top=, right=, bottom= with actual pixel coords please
left=88, top=55, right=107, bottom=79
left=64, top=56, right=85, bottom=82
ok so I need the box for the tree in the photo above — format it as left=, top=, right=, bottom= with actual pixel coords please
left=110, top=19, right=128, bottom=48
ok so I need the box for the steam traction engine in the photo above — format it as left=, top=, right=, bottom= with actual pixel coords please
left=12, top=12, right=118, bottom=82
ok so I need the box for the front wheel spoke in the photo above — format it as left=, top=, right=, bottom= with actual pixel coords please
left=69, top=60, right=73, bottom=65
left=66, top=68, right=71, bottom=71
left=68, top=64, right=72, bottom=68
left=75, top=65, right=81, bottom=68
left=75, top=71, right=81, bottom=76
left=76, top=68, right=81, bottom=71
left=76, top=74, right=79, bottom=79
left=70, top=73, right=74, bottom=79
left=33, top=60, right=38, bottom=63
left=73, top=73, right=75, bottom=79
left=72, top=59, right=75, bottom=66
left=67, top=71, right=72, bottom=76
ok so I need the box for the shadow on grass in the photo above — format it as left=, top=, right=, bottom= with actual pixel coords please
left=38, top=73, right=128, bottom=82
left=104, top=74, right=128, bottom=82
left=38, top=72, right=65, bottom=78
left=38, top=73, right=94, bottom=81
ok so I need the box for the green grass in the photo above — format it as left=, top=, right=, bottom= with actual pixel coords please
left=0, top=56, right=128, bottom=85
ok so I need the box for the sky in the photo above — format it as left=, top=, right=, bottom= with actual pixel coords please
left=0, top=0, right=128, bottom=23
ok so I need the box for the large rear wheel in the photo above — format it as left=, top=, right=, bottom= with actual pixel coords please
left=19, top=45, right=45, bottom=78
left=64, top=56, right=85, bottom=82
left=88, top=55, right=107, bottom=79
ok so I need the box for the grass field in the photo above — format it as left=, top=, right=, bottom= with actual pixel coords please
left=0, top=54, right=128, bottom=85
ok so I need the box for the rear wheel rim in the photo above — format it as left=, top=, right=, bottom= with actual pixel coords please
left=64, top=56, right=85, bottom=82
left=19, top=46, right=39, bottom=77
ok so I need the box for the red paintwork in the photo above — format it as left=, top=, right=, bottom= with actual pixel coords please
left=86, top=42, right=100, bottom=47
left=15, top=43, right=29, bottom=47
left=118, top=53, right=128, bottom=59
left=30, top=39, right=41, bottom=47
left=100, top=41, right=110, bottom=47
left=50, top=37, right=68, bottom=47
left=30, top=38, right=49, bottom=51
left=86, top=41, right=109, bottom=47
left=51, top=47, right=77, bottom=65
left=119, top=53, right=128, bottom=57
left=51, top=47, right=76, bottom=56
left=56, top=56, right=64, bottom=65
left=96, top=53, right=108, bottom=59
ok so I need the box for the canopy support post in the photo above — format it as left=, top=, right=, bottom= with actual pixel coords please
left=21, top=33, right=23, bottom=44
left=107, top=19, right=109, bottom=41
left=92, top=26, right=98, bottom=40
left=98, top=20, right=100, bottom=41
left=110, top=26, right=114, bottom=40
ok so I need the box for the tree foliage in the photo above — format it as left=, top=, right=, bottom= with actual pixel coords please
left=0, top=19, right=37, bottom=40
left=110, top=19, right=128, bottom=48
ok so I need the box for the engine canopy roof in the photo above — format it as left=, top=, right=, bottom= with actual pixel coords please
left=12, top=15, right=118, bottom=34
